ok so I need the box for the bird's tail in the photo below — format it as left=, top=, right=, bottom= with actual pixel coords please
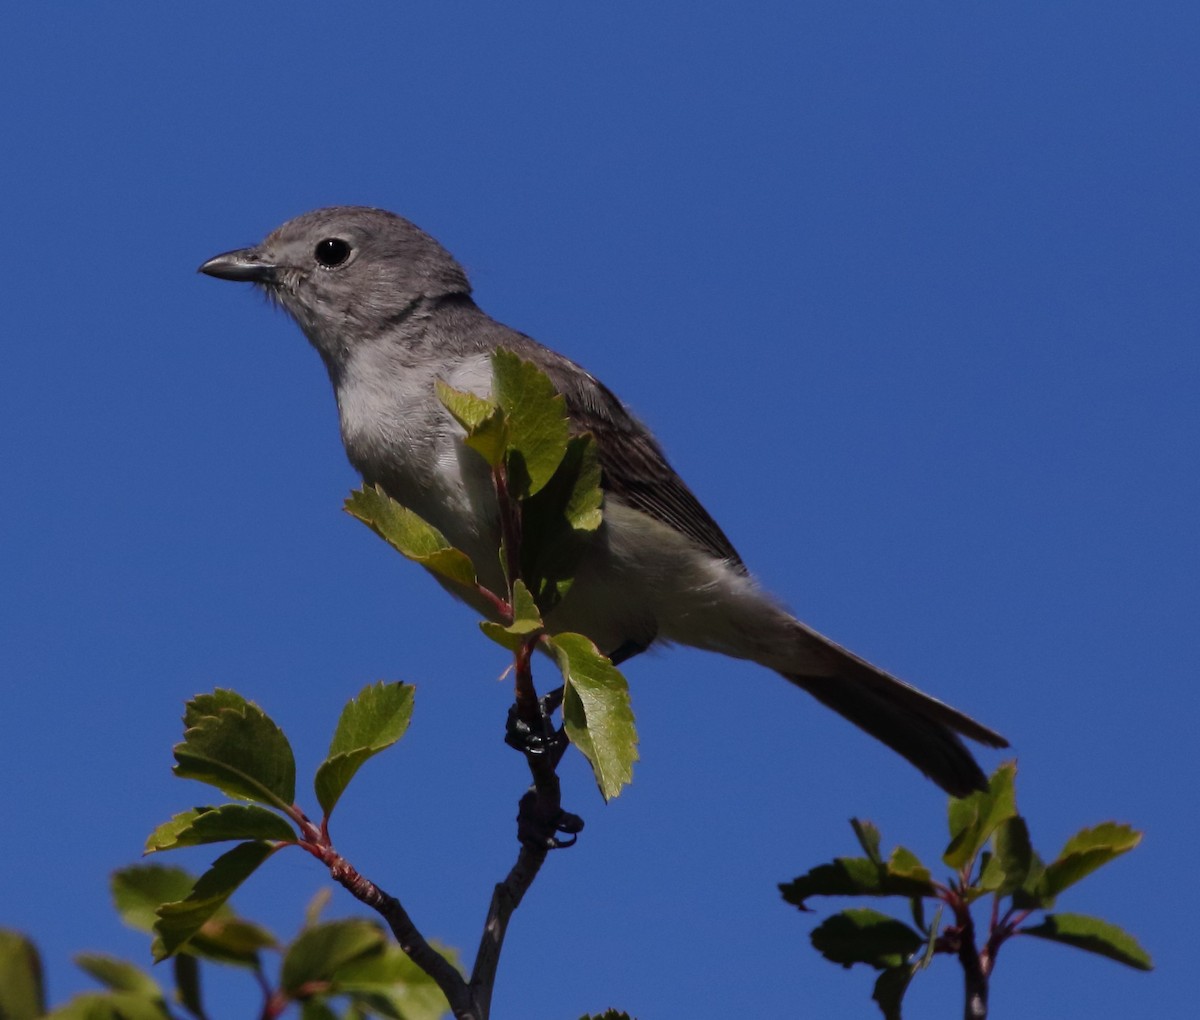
left=782, top=623, right=1008, bottom=798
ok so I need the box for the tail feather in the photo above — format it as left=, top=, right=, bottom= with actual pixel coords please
left=784, top=630, right=1008, bottom=798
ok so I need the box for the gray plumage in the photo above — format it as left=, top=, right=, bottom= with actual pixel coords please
left=200, top=205, right=1007, bottom=796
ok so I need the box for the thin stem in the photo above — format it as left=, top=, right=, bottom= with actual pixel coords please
left=493, top=466, right=523, bottom=594
left=297, top=838, right=473, bottom=1016
left=469, top=846, right=549, bottom=1020
left=952, top=896, right=988, bottom=1020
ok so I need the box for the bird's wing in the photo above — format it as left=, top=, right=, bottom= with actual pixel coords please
left=512, top=339, right=748, bottom=572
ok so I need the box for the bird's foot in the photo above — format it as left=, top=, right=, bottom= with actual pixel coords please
left=505, top=687, right=581, bottom=849
left=517, top=789, right=584, bottom=850
left=504, top=687, right=566, bottom=762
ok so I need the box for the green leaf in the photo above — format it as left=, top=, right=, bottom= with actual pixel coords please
left=186, top=918, right=278, bottom=969
left=299, top=1001, right=340, bottom=1020
left=886, top=846, right=933, bottom=892
left=1021, top=913, right=1152, bottom=971
left=549, top=633, right=638, bottom=799
left=172, top=954, right=203, bottom=1020
left=345, top=486, right=477, bottom=589
left=153, top=842, right=275, bottom=961
left=781, top=858, right=888, bottom=910
left=1041, top=822, right=1142, bottom=898
left=851, top=819, right=883, bottom=866
left=1012, top=849, right=1050, bottom=910
left=810, top=909, right=924, bottom=970
left=315, top=682, right=416, bottom=817
left=184, top=689, right=251, bottom=728
left=436, top=380, right=508, bottom=467
left=0, top=929, right=45, bottom=1020
left=281, top=920, right=385, bottom=995
left=478, top=581, right=544, bottom=649
left=112, top=866, right=199, bottom=933
left=781, top=842, right=934, bottom=913
left=111, top=864, right=274, bottom=968
left=145, top=805, right=297, bottom=853
left=492, top=348, right=571, bottom=497
left=509, top=580, right=544, bottom=632
left=45, top=992, right=172, bottom=1020
left=74, top=954, right=161, bottom=997
left=943, top=761, right=1017, bottom=871
left=334, top=941, right=457, bottom=1020
left=519, top=435, right=603, bottom=611
left=872, top=966, right=913, bottom=1020
left=435, top=379, right=496, bottom=431
left=173, top=694, right=296, bottom=811
left=979, top=815, right=1032, bottom=896
left=479, top=621, right=524, bottom=652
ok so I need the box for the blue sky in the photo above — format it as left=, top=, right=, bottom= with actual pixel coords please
left=2, top=4, right=1196, bottom=1017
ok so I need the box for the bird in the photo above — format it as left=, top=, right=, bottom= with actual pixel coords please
left=199, top=205, right=1007, bottom=796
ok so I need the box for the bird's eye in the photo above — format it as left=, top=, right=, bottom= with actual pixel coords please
left=314, top=237, right=352, bottom=268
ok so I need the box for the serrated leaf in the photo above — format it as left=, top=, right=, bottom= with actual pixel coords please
left=549, top=633, right=638, bottom=800
left=492, top=349, right=571, bottom=497
left=436, top=379, right=508, bottom=466
left=184, top=689, right=250, bottom=728
left=315, top=682, right=415, bottom=817
left=519, top=435, right=603, bottom=611
left=872, top=966, right=913, bottom=1020
left=74, top=954, right=161, bottom=997
left=435, top=380, right=496, bottom=431
left=45, top=991, right=172, bottom=1020
left=852, top=819, right=883, bottom=865
left=145, top=805, right=297, bottom=853
left=154, top=842, right=275, bottom=961
left=1021, top=912, right=1152, bottom=970
left=172, top=954, right=203, bottom=1020
left=345, top=486, right=477, bottom=589
left=1041, top=822, right=1142, bottom=898
left=810, top=909, right=924, bottom=970
left=173, top=695, right=296, bottom=811
left=281, top=920, right=386, bottom=994
left=0, top=929, right=44, bottom=1020
left=943, top=761, right=1017, bottom=871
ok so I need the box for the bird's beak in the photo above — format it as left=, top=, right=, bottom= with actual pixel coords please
left=198, top=247, right=278, bottom=283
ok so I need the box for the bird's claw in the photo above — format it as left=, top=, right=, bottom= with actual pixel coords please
left=517, top=789, right=584, bottom=850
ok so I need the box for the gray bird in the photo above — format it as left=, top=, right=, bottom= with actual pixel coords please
left=200, top=206, right=1007, bottom=796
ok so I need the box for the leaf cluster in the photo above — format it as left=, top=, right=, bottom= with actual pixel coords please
left=780, top=763, right=1151, bottom=1018
left=145, top=685, right=415, bottom=963
left=347, top=349, right=636, bottom=801
left=1, top=886, right=450, bottom=1020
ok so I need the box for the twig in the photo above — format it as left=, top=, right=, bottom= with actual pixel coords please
left=294, top=820, right=474, bottom=1016
left=469, top=845, right=548, bottom=1020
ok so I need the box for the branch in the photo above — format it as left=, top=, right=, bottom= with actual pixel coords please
left=297, top=826, right=474, bottom=1016
left=952, top=896, right=988, bottom=1020
left=469, top=845, right=548, bottom=1019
